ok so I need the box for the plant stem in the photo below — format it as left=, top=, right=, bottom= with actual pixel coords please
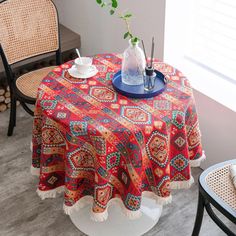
left=96, top=1, right=139, bottom=44
left=119, top=12, right=132, bottom=38
left=124, top=17, right=132, bottom=37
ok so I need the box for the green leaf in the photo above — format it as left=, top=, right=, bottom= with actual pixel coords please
left=96, top=0, right=102, bottom=4
left=131, top=37, right=139, bottom=45
left=101, top=2, right=106, bottom=7
left=124, top=13, right=132, bottom=18
left=110, top=9, right=115, bottom=15
left=124, top=32, right=129, bottom=39
left=133, top=37, right=139, bottom=43
left=111, top=0, right=118, bottom=8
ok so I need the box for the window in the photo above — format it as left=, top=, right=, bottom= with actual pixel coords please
left=164, top=0, right=236, bottom=111
left=185, top=0, right=236, bottom=84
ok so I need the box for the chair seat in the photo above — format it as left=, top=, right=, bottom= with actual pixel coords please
left=16, top=66, right=56, bottom=100
left=205, top=163, right=236, bottom=212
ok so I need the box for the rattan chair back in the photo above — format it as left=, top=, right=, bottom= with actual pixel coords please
left=206, top=164, right=236, bottom=211
left=192, top=160, right=236, bottom=236
left=0, top=0, right=59, bottom=65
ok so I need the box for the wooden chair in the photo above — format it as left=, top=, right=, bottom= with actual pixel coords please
left=192, top=160, right=236, bottom=236
left=0, top=0, right=61, bottom=136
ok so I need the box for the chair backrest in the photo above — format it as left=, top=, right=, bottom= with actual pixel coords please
left=206, top=164, right=236, bottom=211
left=0, top=0, right=59, bottom=65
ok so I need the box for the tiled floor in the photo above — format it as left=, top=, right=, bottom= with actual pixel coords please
left=0, top=107, right=235, bottom=236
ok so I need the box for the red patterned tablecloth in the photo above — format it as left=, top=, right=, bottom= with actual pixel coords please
left=32, top=53, right=204, bottom=221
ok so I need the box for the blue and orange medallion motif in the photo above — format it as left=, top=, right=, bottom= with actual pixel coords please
left=32, top=53, right=203, bottom=215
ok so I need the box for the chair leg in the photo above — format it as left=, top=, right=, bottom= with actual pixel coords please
left=13, top=97, right=17, bottom=127
left=205, top=203, right=236, bottom=236
left=20, top=102, right=34, bottom=116
left=7, top=95, right=17, bottom=136
left=192, top=191, right=205, bottom=236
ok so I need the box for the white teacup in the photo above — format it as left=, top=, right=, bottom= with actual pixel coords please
left=74, top=57, right=93, bottom=74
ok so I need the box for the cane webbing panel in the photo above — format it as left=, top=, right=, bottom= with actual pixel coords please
left=0, top=0, right=59, bottom=65
left=16, top=66, right=55, bottom=99
left=206, top=164, right=236, bottom=211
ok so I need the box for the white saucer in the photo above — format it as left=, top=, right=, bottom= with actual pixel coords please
left=68, top=65, right=98, bottom=79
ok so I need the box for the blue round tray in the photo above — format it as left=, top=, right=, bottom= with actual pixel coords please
left=112, top=70, right=167, bottom=98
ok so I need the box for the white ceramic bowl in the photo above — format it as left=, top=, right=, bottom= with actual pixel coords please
left=74, top=57, right=93, bottom=74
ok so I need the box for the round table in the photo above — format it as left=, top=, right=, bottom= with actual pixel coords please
left=32, top=53, right=204, bottom=235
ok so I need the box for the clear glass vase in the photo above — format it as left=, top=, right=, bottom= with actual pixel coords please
left=121, top=39, right=146, bottom=85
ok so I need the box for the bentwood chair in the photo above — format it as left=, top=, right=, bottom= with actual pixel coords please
left=192, top=160, right=236, bottom=236
left=0, top=0, right=61, bottom=136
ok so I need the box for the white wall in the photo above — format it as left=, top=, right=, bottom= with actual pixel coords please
left=194, top=90, right=236, bottom=169
left=53, top=0, right=166, bottom=60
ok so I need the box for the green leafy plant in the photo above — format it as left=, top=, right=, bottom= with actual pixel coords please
left=96, top=0, right=139, bottom=46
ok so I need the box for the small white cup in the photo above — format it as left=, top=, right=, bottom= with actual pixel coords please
left=74, top=57, right=93, bottom=74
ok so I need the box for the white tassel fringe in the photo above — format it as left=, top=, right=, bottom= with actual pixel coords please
left=190, top=151, right=206, bottom=167
left=63, top=196, right=93, bottom=215
left=142, top=191, right=172, bottom=205
left=170, top=176, right=195, bottom=189
left=63, top=191, right=172, bottom=222
left=36, top=186, right=64, bottom=200
left=33, top=151, right=206, bottom=221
